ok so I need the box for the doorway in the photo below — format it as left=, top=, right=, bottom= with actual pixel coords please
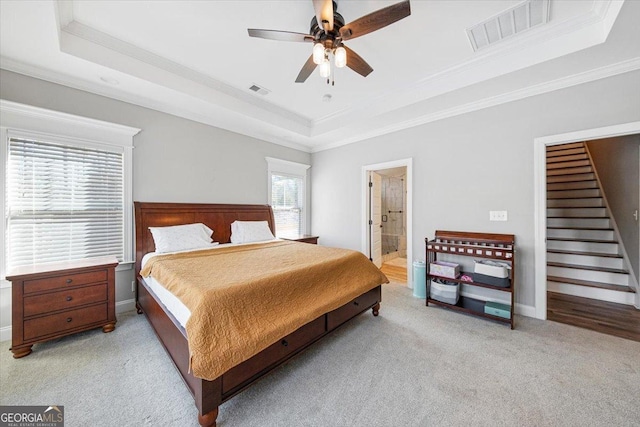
left=362, top=159, right=413, bottom=287
left=533, top=121, right=640, bottom=319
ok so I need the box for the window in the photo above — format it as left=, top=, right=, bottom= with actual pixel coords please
left=266, top=157, right=310, bottom=238
left=6, top=137, right=124, bottom=269
left=1, top=100, right=139, bottom=278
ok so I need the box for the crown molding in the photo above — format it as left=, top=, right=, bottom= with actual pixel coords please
left=0, top=57, right=313, bottom=153
left=310, top=57, right=640, bottom=152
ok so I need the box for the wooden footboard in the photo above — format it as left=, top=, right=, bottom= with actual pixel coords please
left=137, top=277, right=381, bottom=426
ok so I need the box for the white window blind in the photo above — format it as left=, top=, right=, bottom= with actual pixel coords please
left=271, top=173, right=304, bottom=237
left=6, top=137, right=124, bottom=270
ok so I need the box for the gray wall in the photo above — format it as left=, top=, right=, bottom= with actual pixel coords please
left=0, top=70, right=310, bottom=334
left=311, top=71, right=640, bottom=309
left=587, top=135, right=640, bottom=280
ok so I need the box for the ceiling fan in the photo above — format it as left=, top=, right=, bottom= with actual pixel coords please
left=248, top=0, right=411, bottom=84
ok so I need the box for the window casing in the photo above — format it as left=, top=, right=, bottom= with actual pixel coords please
left=266, top=157, right=310, bottom=238
left=1, top=100, right=139, bottom=280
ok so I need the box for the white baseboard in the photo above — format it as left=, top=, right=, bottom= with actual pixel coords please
left=0, top=325, right=11, bottom=343
left=515, top=303, right=537, bottom=318
left=548, top=281, right=635, bottom=305
left=0, top=298, right=138, bottom=344
left=116, top=298, right=136, bottom=314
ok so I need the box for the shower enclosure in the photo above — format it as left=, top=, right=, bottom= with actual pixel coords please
left=381, top=175, right=406, bottom=261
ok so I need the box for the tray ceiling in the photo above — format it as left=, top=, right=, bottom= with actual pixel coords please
left=1, top=0, right=638, bottom=152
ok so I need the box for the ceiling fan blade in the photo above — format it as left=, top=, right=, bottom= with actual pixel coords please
left=343, top=46, right=373, bottom=77
left=340, top=0, right=411, bottom=41
left=295, top=55, right=317, bottom=83
left=248, top=29, right=314, bottom=43
left=313, top=0, right=334, bottom=32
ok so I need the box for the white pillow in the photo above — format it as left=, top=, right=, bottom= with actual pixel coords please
left=149, top=223, right=214, bottom=254
left=230, top=220, right=275, bottom=244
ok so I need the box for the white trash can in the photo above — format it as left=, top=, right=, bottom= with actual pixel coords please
left=412, top=261, right=426, bottom=298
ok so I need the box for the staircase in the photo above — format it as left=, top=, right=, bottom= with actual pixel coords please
left=546, top=142, right=636, bottom=306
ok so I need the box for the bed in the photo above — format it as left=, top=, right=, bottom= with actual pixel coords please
left=134, top=202, right=387, bottom=426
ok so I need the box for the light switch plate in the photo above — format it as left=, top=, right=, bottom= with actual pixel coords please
left=490, top=210, right=508, bottom=221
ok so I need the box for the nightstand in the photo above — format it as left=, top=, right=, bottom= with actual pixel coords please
left=281, top=234, right=319, bottom=244
left=7, top=256, right=118, bottom=358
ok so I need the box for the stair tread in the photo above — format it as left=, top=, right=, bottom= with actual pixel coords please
left=547, top=216, right=610, bottom=219
left=547, top=262, right=628, bottom=275
left=546, top=249, right=623, bottom=258
left=547, top=227, right=614, bottom=230
left=547, top=207, right=605, bottom=210
left=547, top=196, right=601, bottom=200
left=547, top=237, right=617, bottom=243
left=545, top=197, right=602, bottom=200
left=547, top=276, right=635, bottom=293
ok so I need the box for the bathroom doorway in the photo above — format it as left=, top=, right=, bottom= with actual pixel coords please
left=362, top=159, right=412, bottom=287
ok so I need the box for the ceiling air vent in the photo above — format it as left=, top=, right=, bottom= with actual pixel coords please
left=248, top=83, right=270, bottom=96
left=466, top=0, right=550, bottom=51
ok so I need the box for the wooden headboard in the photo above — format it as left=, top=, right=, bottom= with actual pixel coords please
left=134, top=202, right=275, bottom=277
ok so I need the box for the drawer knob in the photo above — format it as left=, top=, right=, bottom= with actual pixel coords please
left=66, top=296, right=73, bottom=302
left=281, top=339, right=288, bottom=347
left=66, top=278, right=73, bottom=284
left=66, top=317, right=72, bottom=323
left=353, top=301, right=359, bottom=306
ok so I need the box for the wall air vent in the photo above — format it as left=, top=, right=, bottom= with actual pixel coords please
left=466, top=0, right=550, bottom=51
left=248, top=83, right=270, bottom=95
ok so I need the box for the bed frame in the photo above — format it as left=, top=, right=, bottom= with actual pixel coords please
left=134, top=202, right=382, bottom=426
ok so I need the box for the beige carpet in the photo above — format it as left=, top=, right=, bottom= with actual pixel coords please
left=2, top=283, right=639, bottom=426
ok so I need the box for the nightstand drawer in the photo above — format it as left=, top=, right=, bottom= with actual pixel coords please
left=24, top=270, right=107, bottom=294
left=23, top=284, right=108, bottom=317
left=23, top=303, right=108, bottom=341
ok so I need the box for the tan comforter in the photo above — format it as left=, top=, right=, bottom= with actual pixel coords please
left=140, top=240, right=388, bottom=380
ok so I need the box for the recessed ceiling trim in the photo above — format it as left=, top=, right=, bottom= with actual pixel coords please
left=310, top=57, right=640, bottom=152
left=311, top=0, right=620, bottom=135
left=0, top=57, right=314, bottom=153
left=55, top=1, right=312, bottom=133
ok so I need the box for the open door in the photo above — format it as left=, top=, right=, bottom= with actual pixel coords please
left=370, top=171, right=382, bottom=268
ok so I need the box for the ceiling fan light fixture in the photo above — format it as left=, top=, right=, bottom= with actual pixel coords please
left=334, top=46, right=346, bottom=68
left=313, top=43, right=325, bottom=64
left=319, top=58, right=331, bottom=78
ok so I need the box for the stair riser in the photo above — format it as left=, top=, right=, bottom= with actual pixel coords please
left=547, top=252, right=624, bottom=269
left=547, top=166, right=593, bottom=176
left=547, top=173, right=595, bottom=183
left=547, top=266, right=629, bottom=286
left=547, top=181, right=598, bottom=191
left=547, top=142, right=584, bottom=151
left=547, top=189, right=601, bottom=199
left=547, top=148, right=586, bottom=158
left=546, top=153, right=588, bottom=163
left=547, top=198, right=603, bottom=208
left=547, top=218, right=611, bottom=228
left=547, top=240, right=619, bottom=254
left=547, top=282, right=635, bottom=306
left=547, top=160, right=591, bottom=170
left=547, top=208, right=607, bottom=217
left=547, top=228, right=614, bottom=240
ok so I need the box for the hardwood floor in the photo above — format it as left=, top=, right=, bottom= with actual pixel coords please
left=380, top=263, right=407, bottom=284
left=547, top=292, right=640, bottom=342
